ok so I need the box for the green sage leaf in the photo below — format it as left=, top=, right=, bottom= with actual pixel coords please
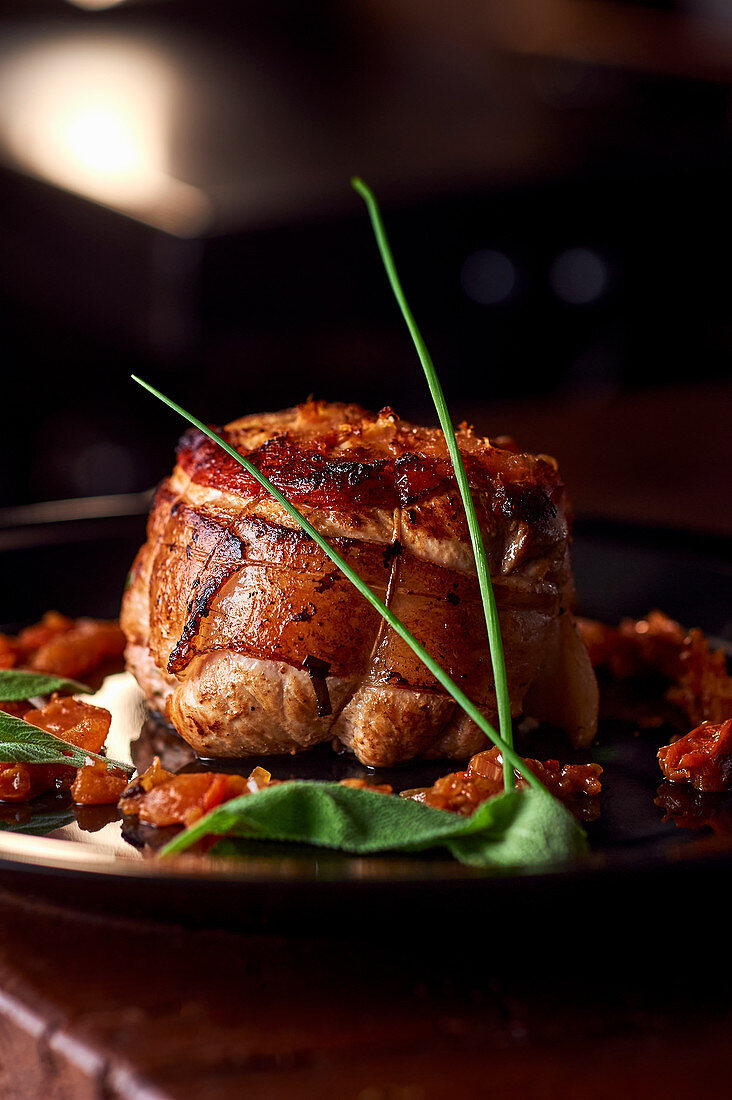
left=0, top=808, right=76, bottom=835
left=0, top=669, right=92, bottom=702
left=0, top=710, right=134, bottom=775
left=159, top=782, right=588, bottom=870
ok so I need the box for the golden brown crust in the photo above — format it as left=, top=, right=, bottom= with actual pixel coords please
left=121, top=401, right=597, bottom=763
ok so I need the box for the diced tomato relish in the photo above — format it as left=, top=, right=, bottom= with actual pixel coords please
left=25, top=696, right=111, bottom=754
left=0, top=696, right=113, bottom=804
left=339, top=778, right=393, bottom=794
left=0, top=634, right=21, bottom=670
left=119, top=757, right=255, bottom=826
left=0, top=761, right=75, bottom=802
left=402, top=746, right=602, bottom=820
left=658, top=718, right=732, bottom=793
left=0, top=613, right=121, bottom=806
left=578, top=611, right=731, bottom=728
left=71, top=758, right=128, bottom=805
left=118, top=761, right=394, bottom=829
left=0, top=611, right=124, bottom=680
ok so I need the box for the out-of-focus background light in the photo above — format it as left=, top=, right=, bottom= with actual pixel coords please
left=0, top=0, right=729, bottom=524
left=461, top=250, right=517, bottom=305
left=1, top=38, right=166, bottom=205
left=550, top=248, right=609, bottom=305
left=0, top=34, right=209, bottom=235
left=65, top=0, right=130, bottom=10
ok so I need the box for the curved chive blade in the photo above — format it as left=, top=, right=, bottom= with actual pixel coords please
left=351, top=176, right=515, bottom=790
left=131, top=375, right=545, bottom=795
left=0, top=710, right=134, bottom=775
left=0, top=670, right=92, bottom=702
left=159, top=782, right=587, bottom=869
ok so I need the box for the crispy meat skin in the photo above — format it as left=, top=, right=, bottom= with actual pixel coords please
left=122, top=401, right=598, bottom=764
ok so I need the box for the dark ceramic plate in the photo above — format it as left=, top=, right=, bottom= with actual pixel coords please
left=1, top=502, right=731, bottom=932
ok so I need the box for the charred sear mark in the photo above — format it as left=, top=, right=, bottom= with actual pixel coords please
left=292, top=603, right=316, bottom=623
left=314, top=572, right=338, bottom=593
left=241, top=514, right=312, bottom=548
left=336, top=458, right=388, bottom=489
left=492, top=483, right=557, bottom=526
left=168, top=576, right=227, bottom=674
left=382, top=539, right=402, bottom=568
left=394, top=453, right=450, bottom=506
left=302, top=654, right=332, bottom=716
left=221, top=528, right=245, bottom=561
left=445, top=590, right=460, bottom=605
left=119, top=778, right=145, bottom=801
left=168, top=527, right=245, bottom=675
left=236, top=437, right=392, bottom=503
left=176, top=424, right=222, bottom=459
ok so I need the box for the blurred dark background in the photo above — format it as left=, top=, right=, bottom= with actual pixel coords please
left=0, top=0, right=730, bottom=532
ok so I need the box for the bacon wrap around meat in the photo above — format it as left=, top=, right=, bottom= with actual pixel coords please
left=121, top=401, right=598, bottom=765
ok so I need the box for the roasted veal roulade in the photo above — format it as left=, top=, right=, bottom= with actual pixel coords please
left=121, top=401, right=597, bottom=766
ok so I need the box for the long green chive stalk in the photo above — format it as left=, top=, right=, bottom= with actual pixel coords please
left=132, top=376, right=545, bottom=794
left=351, top=177, right=515, bottom=790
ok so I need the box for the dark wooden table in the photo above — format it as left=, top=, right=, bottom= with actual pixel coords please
left=3, top=883, right=732, bottom=1100
left=2, top=381, right=731, bottom=1099
left=4, top=884, right=730, bottom=1100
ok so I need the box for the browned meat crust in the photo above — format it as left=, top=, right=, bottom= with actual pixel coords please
left=121, top=401, right=597, bottom=764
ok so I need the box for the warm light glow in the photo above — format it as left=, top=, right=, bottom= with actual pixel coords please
left=64, top=106, right=145, bottom=178
left=66, top=0, right=129, bottom=9
left=0, top=35, right=210, bottom=235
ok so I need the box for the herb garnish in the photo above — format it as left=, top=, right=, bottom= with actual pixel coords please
left=0, top=710, right=134, bottom=775
left=160, top=781, right=588, bottom=868
left=131, top=375, right=544, bottom=793
left=351, top=177, right=515, bottom=790
left=0, top=669, right=92, bottom=701
left=0, top=806, right=76, bottom=836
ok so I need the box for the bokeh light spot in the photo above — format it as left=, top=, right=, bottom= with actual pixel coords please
left=461, top=249, right=516, bottom=305
left=550, top=247, right=608, bottom=305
